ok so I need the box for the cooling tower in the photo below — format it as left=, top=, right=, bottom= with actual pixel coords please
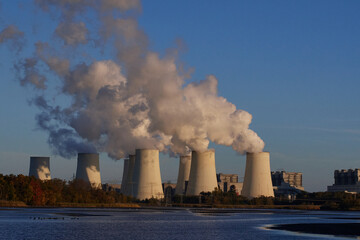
left=121, top=158, right=129, bottom=194
left=76, top=153, right=102, bottom=189
left=186, top=149, right=218, bottom=196
left=241, top=152, right=274, bottom=198
left=131, top=149, right=164, bottom=200
left=29, top=157, right=51, bottom=180
left=125, top=154, right=136, bottom=196
left=175, top=154, right=191, bottom=195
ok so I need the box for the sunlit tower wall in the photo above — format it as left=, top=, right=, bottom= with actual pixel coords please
left=76, top=153, right=102, bottom=189
left=29, top=157, right=51, bottom=180
left=120, top=158, right=129, bottom=194
left=132, top=149, right=164, bottom=200
left=175, top=154, right=191, bottom=195
left=241, top=152, right=274, bottom=198
left=186, top=149, right=218, bottom=196
left=125, top=154, right=136, bottom=197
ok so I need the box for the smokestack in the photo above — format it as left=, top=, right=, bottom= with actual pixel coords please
left=125, top=154, right=136, bottom=197
left=186, top=149, right=218, bottom=196
left=132, top=149, right=163, bottom=200
left=29, top=157, right=51, bottom=180
left=175, top=154, right=191, bottom=195
left=241, top=152, right=274, bottom=198
left=76, top=153, right=101, bottom=188
left=120, top=158, right=129, bottom=194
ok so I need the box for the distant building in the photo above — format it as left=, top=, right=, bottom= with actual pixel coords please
left=102, top=183, right=122, bottom=193
left=162, top=183, right=176, bottom=204
left=217, top=173, right=243, bottom=194
left=327, top=169, right=360, bottom=193
left=271, top=171, right=304, bottom=199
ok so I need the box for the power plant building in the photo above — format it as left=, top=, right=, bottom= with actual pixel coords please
left=124, top=154, right=136, bottom=197
left=29, top=157, right=51, bottom=180
left=272, top=171, right=304, bottom=198
left=217, top=173, right=243, bottom=194
left=120, top=158, right=129, bottom=194
left=327, top=169, right=360, bottom=193
left=131, top=149, right=164, bottom=200
left=175, top=155, right=191, bottom=195
left=186, top=149, right=218, bottom=196
left=241, top=152, right=274, bottom=198
left=76, top=153, right=102, bottom=188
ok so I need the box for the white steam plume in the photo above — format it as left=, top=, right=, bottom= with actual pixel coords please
left=14, top=0, right=264, bottom=159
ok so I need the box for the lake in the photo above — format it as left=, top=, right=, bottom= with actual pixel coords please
left=0, top=207, right=359, bottom=239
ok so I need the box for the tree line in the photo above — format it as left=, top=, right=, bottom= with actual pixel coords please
left=0, top=174, right=134, bottom=206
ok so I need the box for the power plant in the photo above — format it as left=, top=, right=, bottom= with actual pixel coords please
left=121, top=154, right=136, bottom=196
left=29, top=156, right=51, bottom=180
left=76, top=153, right=102, bottom=188
left=26, top=150, right=280, bottom=200
left=175, top=154, right=191, bottom=195
left=186, top=149, right=218, bottom=196
left=241, top=152, right=274, bottom=198
left=125, top=154, right=136, bottom=196
left=131, top=149, right=164, bottom=200
left=120, top=158, right=129, bottom=194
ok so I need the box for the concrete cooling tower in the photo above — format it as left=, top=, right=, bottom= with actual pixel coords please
left=131, top=149, right=164, bottom=200
left=29, top=157, right=51, bottom=180
left=186, top=149, right=218, bottom=196
left=76, top=153, right=102, bottom=189
left=125, top=154, right=136, bottom=197
left=120, top=158, right=129, bottom=194
left=175, top=154, right=191, bottom=195
left=241, top=152, right=274, bottom=198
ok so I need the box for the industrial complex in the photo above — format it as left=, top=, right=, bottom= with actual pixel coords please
left=27, top=149, right=359, bottom=200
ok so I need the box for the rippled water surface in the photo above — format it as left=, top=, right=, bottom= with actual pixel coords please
left=1, top=208, right=359, bottom=239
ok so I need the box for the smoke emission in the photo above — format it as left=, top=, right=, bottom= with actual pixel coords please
left=5, top=0, right=265, bottom=159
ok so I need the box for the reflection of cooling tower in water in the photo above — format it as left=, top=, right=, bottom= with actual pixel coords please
left=121, top=158, right=129, bottom=194
left=241, top=152, right=274, bottom=198
left=186, top=149, right=218, bottom=196
left=175, top=154, right=191, bottom=195
left=125, top=154, right=136, bottom=197
left=76, top=153, right=102, bottom=189
left=132, top=149, right=163, bottom=200
left=29, top=157, right=51, bottom=180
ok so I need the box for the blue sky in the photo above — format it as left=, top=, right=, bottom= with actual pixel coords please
left=1, top=0, right=360, bottom=192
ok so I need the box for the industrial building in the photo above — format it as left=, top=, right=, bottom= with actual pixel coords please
left=76, top=153, right=102, bottom=189
left=272, top=171, right=304, bottom=199
left=131, top=149, right=164, bottom=200
left=175, top=155, right=191, bottom=195
left=186, top=149, right=218, bottom=196
left=217, top=173, right=243, bottom=194
left=241, top=152, right=274, bottom=198
left=29, top=156, right=51, bottom=180
left=327, top=169, right=360, bottom=193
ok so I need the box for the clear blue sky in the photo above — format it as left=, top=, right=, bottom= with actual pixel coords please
left=1, top=0, right=360, bottom=192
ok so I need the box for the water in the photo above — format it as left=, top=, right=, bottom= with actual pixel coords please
left=0, top=208, right=359, bottom=239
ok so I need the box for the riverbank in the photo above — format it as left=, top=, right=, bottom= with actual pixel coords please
left=0, top=200, right=140, bottom=208
left=0, top=200, right=320, bottom=210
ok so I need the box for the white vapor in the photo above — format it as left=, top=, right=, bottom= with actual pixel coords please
left=14, top=0, right=264, bottom=159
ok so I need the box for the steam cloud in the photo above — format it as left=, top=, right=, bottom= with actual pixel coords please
left=8, top=0, right=264, bottom=159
